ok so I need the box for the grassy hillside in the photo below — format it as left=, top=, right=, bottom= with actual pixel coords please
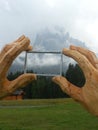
left=0, top=98, right=98, bottom=130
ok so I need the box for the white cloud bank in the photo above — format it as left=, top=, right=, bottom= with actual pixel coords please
left=0, top=0, right=98, bottom=53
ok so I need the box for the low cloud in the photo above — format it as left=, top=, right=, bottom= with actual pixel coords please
left=1, top=0, right=98, bottom=74
left=0, top=0, right=98, bottom=53
left=9, top=28, right=84, bottom=74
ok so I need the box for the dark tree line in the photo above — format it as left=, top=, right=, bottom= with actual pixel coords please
left=66, top=63, right=85, bottom=87
left=7, top=63, right=85, bottom=99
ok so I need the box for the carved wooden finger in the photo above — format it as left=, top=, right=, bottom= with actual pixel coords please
left=70, top=45, right=98, bottom=69
left=52, top=76, right=83, bottom=102
left=0, top=35, right=25, bottom=60
left=14, top=35, right=25, bottom=42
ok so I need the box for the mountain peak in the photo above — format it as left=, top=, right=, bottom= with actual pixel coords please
left=33, top=27, right=86, bottom=51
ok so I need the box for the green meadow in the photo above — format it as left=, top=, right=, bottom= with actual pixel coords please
left=0, top=98, right=98, bottom=130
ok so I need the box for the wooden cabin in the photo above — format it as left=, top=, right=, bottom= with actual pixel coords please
left=2, top=90, right=24, bottom=100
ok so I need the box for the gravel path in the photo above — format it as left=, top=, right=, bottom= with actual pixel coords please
left=0, top=105, right=55, bottom=108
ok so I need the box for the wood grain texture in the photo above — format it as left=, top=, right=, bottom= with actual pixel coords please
left=0, top=35, right=36, bottom=99
left=53, top=45, right=98, bottom=116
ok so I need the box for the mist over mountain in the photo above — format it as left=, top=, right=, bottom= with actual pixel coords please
left=9, top=27, right=87, bottom=75
left=33, top=27, right=86, bottom=51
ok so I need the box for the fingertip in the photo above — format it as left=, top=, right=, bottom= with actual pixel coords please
left=16, top=35, right=26, bottom=42
left=19, top=37, right=30, bottom=47
left=62, top=48, right=68, bottom=54
left=26, top=45, right=33, bottom=51
left=52, top=76, right=62, bottom=83
left=52, top=76, right=56, bottom=82
left=25, top=37, right=30, bottom=44
left=32, top=74, right=37, bottom=80
left=70, top=45, right=77, bottom=50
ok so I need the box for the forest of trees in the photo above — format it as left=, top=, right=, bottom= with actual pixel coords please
left=7, top=63, right=85, bottom=99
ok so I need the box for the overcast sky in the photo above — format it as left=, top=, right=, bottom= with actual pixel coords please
left=0, top=0, right=98, bottom=53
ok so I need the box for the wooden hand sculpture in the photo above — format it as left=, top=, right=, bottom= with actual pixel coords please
left=53, top=45, right=98, bottom=116
left=0, top=35, right=36, bottom=99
